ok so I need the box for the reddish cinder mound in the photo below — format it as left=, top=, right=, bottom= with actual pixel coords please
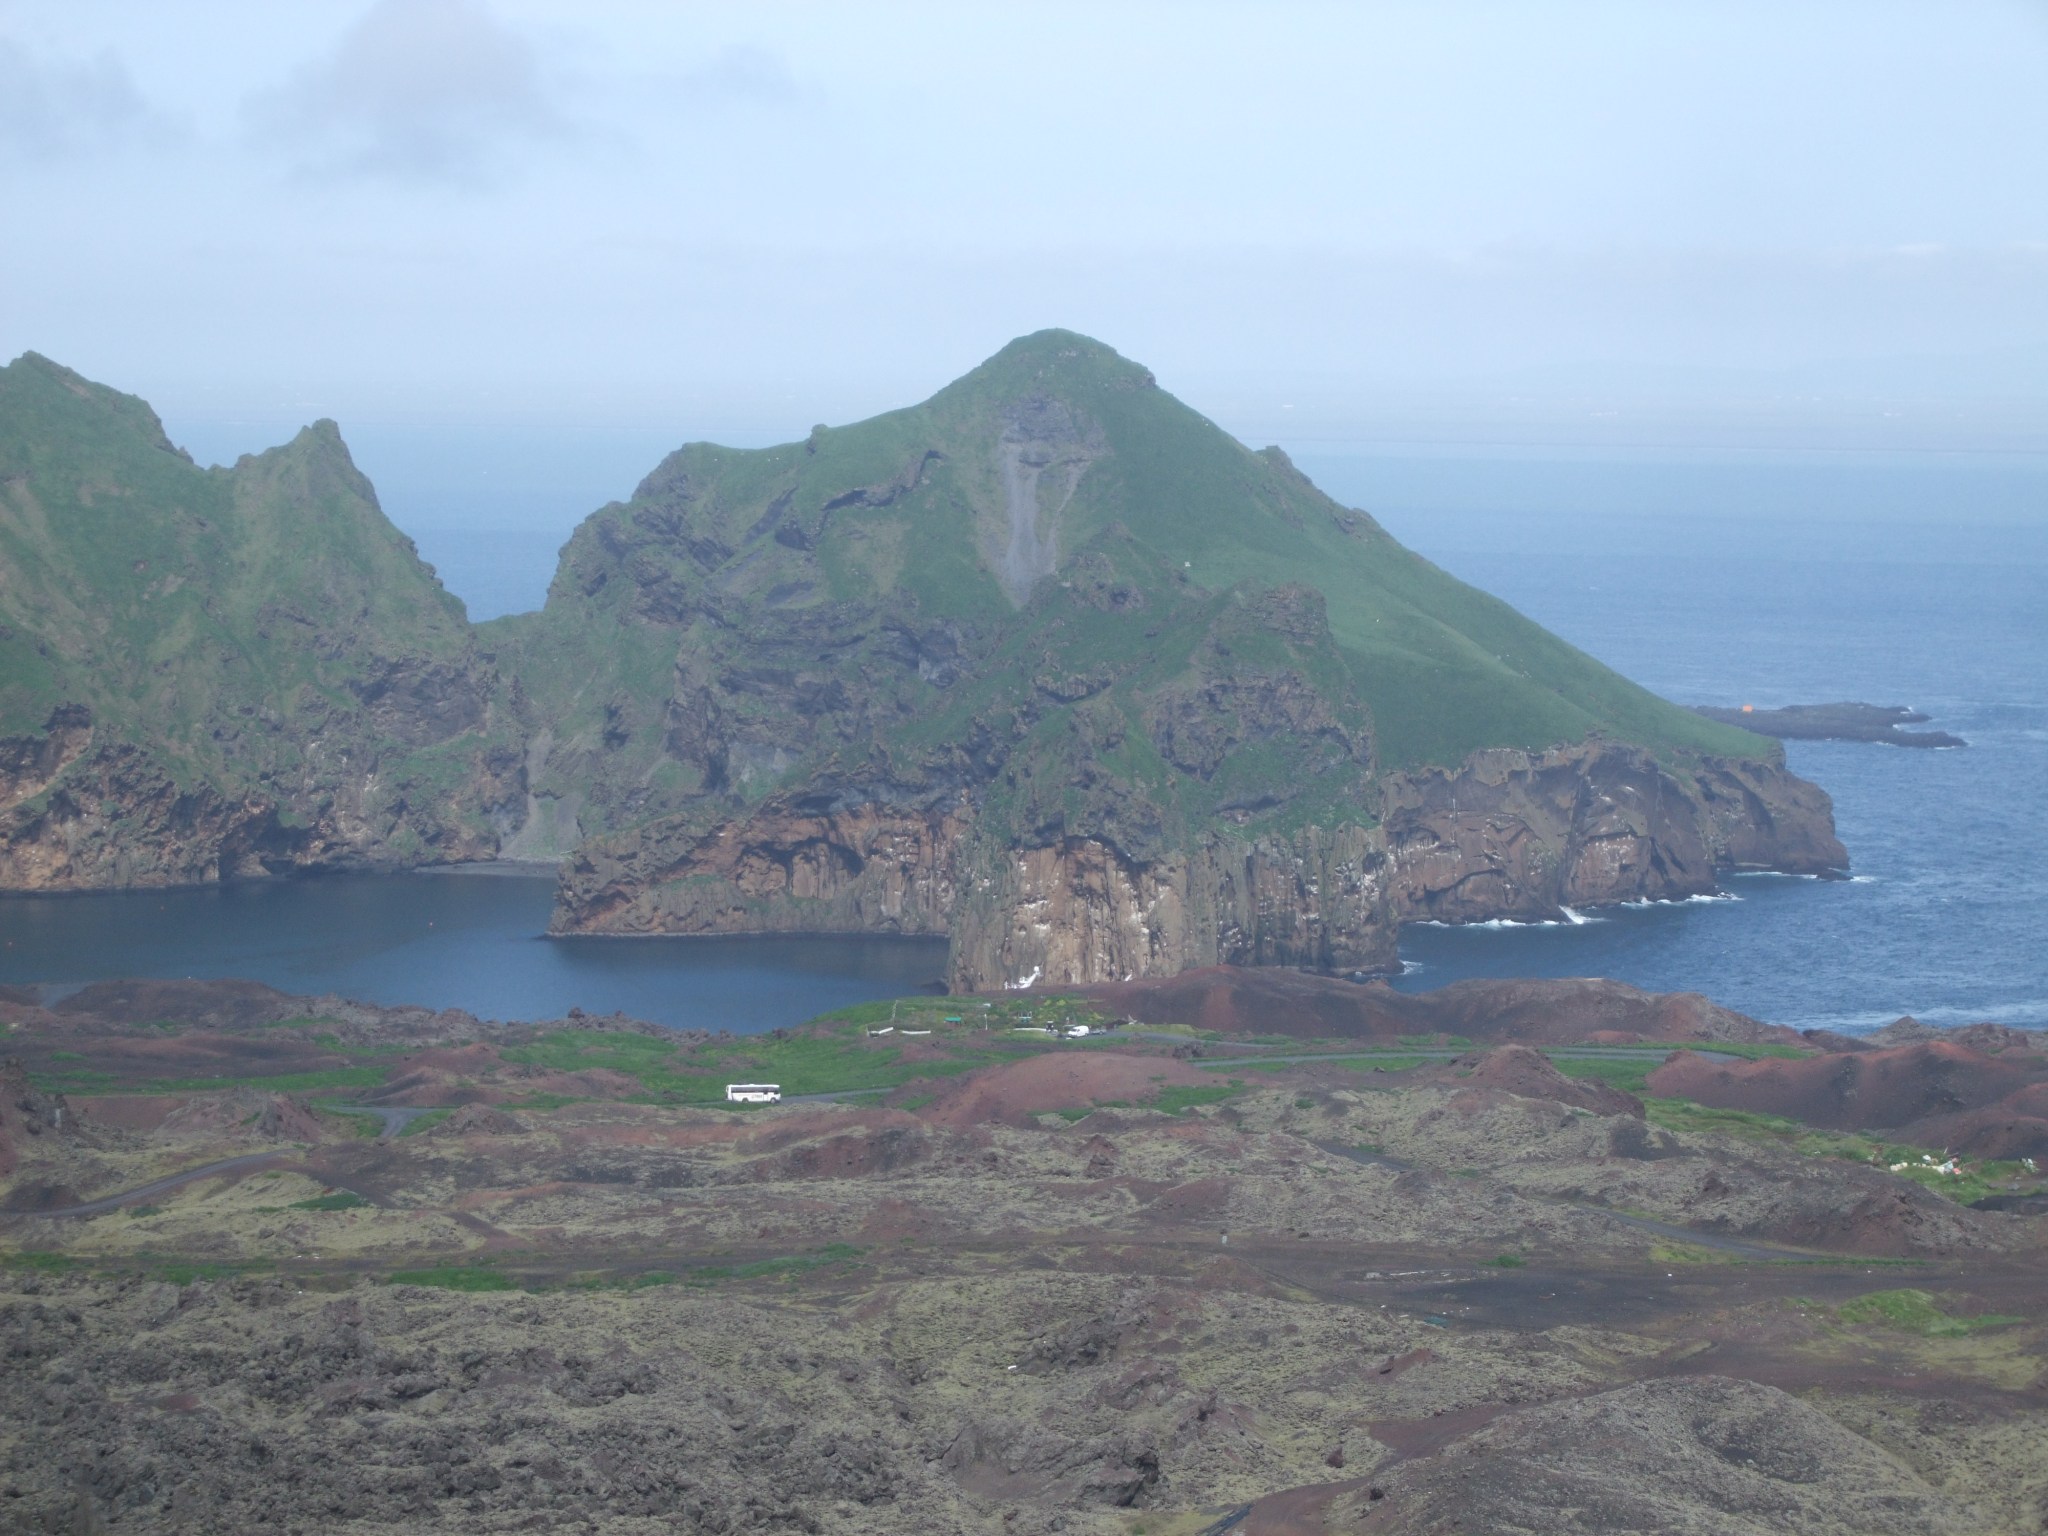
left=1440, top=1044, right=1644, bottom=1118
left=918, top=1053, right=1214, bottom=1130
left=1075, top=966, right=1791, bottom=1046
left=1649, top=1042, right=2048, bottom=1157
left=160, top=1090, right=328, bottom=1143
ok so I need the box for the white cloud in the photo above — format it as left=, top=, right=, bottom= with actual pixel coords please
left=676, top=42, right=800, bottom=103
left=0, top=36, right=162, bottom=161
left=245, top=0, right=563, bottom=187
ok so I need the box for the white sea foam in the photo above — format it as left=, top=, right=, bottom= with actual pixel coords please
left=1848, top=875, right=1879, bottom=884
left=1400, top=959, right=1425, bottom=976
left=1619, top=893, right=1741, bottom=909
left=1421, top=909, right=1606, bottom=930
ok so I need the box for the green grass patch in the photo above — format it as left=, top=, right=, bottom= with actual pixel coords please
left=685, top=1243, right=865, bottom=1286
left=0, top=1250, right=83, bottom=1274
left=1153, top=1082, right=1244, bottom=1114
left=289, top=1191, right=372, bottom=1212
left=1489, top=1254, right=1527, bottom=1268
left=397, top=1109, right=454, bottom=1138
left=1836, top=1288, right=2022, bottom=1337
left=1549, top=1057, right=1654, bottom=1095
left=388, top=1265, right=517, bottom=1292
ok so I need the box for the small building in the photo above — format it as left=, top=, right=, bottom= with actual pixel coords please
left=725, top=1083, right=782, bottom=1104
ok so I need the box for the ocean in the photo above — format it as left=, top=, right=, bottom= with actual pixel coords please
left=3, top=434, right=2041, bottom=1034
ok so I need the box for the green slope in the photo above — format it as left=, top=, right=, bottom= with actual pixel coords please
left=496, top=330, right=1767, bottom=859
left=0, top=352, right=499, bottom=864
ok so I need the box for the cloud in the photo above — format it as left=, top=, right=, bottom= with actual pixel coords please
left=677, top=43, right=801, bottom=104
left=0, top=37, right=162, bottom=161
left=246, top=0, right=562, bottom=186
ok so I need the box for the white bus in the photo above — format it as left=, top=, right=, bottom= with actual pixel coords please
left=725, top=1083, right=782, bottom=1104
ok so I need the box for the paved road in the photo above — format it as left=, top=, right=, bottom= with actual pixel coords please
left=0, top=1151, right=290, bottom=1219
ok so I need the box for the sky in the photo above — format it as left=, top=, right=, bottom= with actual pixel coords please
left=3, top=0, right=2047, bottom=468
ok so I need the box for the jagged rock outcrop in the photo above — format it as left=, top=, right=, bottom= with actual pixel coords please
left=558, top=796, right=971, bottom=938
left=1381, top=740, right=1844, bottom=924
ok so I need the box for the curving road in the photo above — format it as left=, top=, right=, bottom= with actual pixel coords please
left=0, top=1151, right=291, bottom=1220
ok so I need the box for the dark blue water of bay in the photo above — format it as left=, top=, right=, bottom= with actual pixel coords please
left=1, top=439, right=2041, bottom=1034
left=0, top=873, right=947, bottom=1033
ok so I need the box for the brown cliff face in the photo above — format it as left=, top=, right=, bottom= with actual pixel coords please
left=1380, top=741, right=1844, bottom=925
left=0, top=701, right=513, bottom=890
left=554, top=797, right=971, bottom=938
left=942, top=823, right=1393, bottom=991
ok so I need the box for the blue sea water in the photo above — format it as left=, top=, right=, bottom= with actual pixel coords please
left=1, top=438, right=2041, bottom=1034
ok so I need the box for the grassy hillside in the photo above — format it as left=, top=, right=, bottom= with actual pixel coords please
left=497, top=329, right=1767, bottom=859
left=0, top=352, right=502, bottom=870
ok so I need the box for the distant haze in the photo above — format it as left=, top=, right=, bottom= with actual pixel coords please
left=3, top=0, right=2046, bottom=462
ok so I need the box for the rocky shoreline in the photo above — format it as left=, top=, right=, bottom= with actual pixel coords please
left=552, top=738, right=1846, bottom=991
left=1692, top=701, right=1966, bottom=748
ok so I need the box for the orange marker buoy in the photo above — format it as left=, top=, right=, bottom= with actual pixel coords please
left=1741, top=704, right=1753, bottom=713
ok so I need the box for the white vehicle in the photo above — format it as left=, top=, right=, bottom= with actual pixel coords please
left=1064, top=1024, right=1091, bottom=1038
left=725, top=1083, right=782, bottom=1104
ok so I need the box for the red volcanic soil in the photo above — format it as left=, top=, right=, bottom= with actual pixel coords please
left=1434, top=1044, right=1643, bottom=1117
left=1073, top=966, right=1794, bottom=1047
left=1649, top=1042, right=2048, bottom=1158
left=917, top=1053, right=1215, bottom=1130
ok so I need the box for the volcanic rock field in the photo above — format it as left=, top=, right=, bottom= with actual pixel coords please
left=4, top=973, right=2046, bottom=1534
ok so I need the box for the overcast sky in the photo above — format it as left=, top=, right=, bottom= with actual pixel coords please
left=3, top=0, right=2046, bottom=456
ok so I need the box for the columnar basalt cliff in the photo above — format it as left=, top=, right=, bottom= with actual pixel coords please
left=1, top=335, right=1845, bottom=986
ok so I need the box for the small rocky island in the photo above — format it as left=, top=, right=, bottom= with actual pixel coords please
left=1696, top=701, right=1965, bottom=748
